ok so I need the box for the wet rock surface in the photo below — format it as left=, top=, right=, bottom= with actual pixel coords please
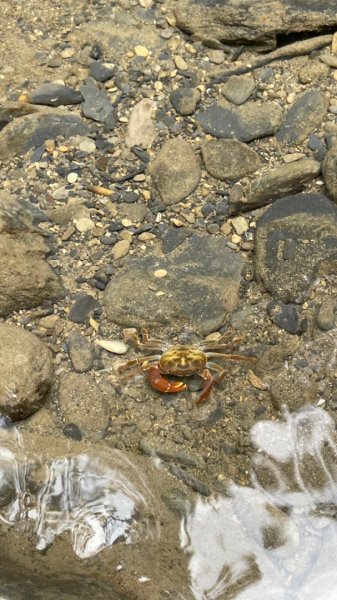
left=2, top=0, right=337, bottom=596
left=0, top=325, right=53, bottom=420
left=254, top=192, right=337, bottom=302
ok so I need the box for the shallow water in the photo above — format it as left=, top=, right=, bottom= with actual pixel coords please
left=1, top=406, right=337, bottom=599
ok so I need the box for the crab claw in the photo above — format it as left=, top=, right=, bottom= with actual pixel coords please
left=146, top=365, right=187, bottom=394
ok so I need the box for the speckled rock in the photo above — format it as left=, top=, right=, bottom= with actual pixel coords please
left=58, top=372, right=112, bottom=441
left=270, top=369, right=318, bottom=411
left=104, top=234, right=244, bottom=334
left=148, top=139, right=201, bottom=205
left=67, top=330, right=94, bottom=372
left=169, top=87, right=201, bottom=115
left=0, top=233, right=63, bottom=317
left=255, top=192, right=337, bottom=303
left=0, top=324, right=53, bottom=421
left=201, top=139, right=260, bottom=180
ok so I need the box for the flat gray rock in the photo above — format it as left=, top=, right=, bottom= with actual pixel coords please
left=276, top=91, right=329, bottom=144
left=80, top=77, right=115, bottom=124
left=0, top=324, right=53, bottom=421
left=255, top=192, right=337, bottom=303
left=197, top=102, right=283, bottom=142
left=0, top=110, right=87, bottom=159
left=175, top=0, right=337, bottom=50
left=221, top=76, right=256, bottom=105
left=26, top=83, right=83, bottom=106
left=201, top=139, right=260, bottom=180
left=228, top=159, right=321, bottom=213
left=148, top=139, right=201, bottom=205
left=104, top=234, right=244, bottom=334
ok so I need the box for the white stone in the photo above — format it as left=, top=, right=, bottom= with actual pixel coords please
left=74, top=217, right=95, bottom=233
left=95, top=339, right=128, bottom=354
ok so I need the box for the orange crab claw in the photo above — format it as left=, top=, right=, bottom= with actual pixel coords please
left=146, top=365, right=187, bottom=394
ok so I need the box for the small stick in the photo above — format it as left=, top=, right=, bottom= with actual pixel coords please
left=211, top=34, right=333, bottom=83
left=87, top=184, right=113, bottom=197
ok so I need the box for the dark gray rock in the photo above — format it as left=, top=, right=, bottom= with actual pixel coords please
left=148, top=139, right=201, bottom=205
left=67, top=330, right=94, bottom=372
left=201, top=139, right=260, bottom=180
left=228, top=159, right=321, bottom=213
left=68, top=293, right=100, bottom=323
left=80, top=77, right=115, bottom=124
left=322, top=144, right=337, bottom=202
left=0, top=111, right=87, bottom=159
left=58, top=373, right=111, bottom=441
left=89, top=61, right=116, bottom=82
left=276, top=91, right=329, bottom=145
left=169, top=87, right=201, bottom=115
left=196, top=102, right=283, bottom=142
left=104, top=234, right=244, bottom=334
left=25, top=83, right=83, bottom=106
left=175, top=0, right=337, bottom=50
left=267, top=301, right=298, bottom=334
left=161, top=228, right=191, bottom=254
left=221, top=75, right=256, bottom=105
left=0, top=325, right=53, bottom=421
left=255, top=192, right=337, bottom=303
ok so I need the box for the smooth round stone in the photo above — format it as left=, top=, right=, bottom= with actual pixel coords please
left=67, top=172, right=79, bottom=184
left=134, top=45, right=149, bottom=57
left=79, top=138, right=96, bottom=153
left=174, top=55, right=188, bottom=70
left=154, top=269, right=168, bottom=278
left=74, top=217, right=95, bottom=233
left=111, top=239, right=130, bottom=260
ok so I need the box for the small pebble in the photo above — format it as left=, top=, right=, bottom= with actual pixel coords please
left=231, top=216, right=249, bottom=235
left=67, top=172, right=79, bottom=184
left=95, top=339, right=128, bottom=354
left=79, top=138, right=96, bottom=153
left=112, top=239, right=130, bottom=260
left=61, top=47, right=75, bottom=58
left=134, top=45, right=149, bottom=57
left=153, top=269, right=167, bottom=278
left=74, top=217, right=95, bottom=233
left=174, top=55, right=188, bottom=71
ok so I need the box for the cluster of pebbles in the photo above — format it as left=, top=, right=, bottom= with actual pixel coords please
left=2, top=0, right=337, bottom=499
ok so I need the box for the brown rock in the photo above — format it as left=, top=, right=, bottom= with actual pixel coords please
left=148, top=139, right=201, bottom=205
left=0, top=324, right=53, bottom=420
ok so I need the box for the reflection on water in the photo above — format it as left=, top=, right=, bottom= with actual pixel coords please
left=1, top=407, right=337, bottom=599
left=181, top=407, right=337, bottom=600
left=0, top=449, right=147, bottom=559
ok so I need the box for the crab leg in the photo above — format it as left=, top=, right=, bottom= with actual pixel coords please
left=205, top=352, right=256, bottom=363
left=146, top=365, right=187, bottom=394
left=131, top=328, right=166, bottom=351
left=118, top=355, right=161, bottom=373
left=199, top=339, right=243, bottom=350
left=196, top=368, right=214, bottom=405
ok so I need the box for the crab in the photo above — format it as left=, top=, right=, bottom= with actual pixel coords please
left=118, top=327, right=256, bottom=405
